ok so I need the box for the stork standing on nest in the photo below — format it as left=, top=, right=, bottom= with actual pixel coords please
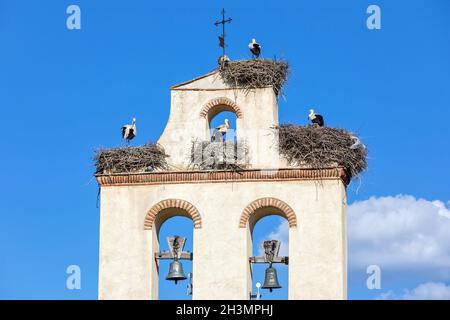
left=308, top=109, right=324, bottom=127
left=248, top=38, right=261, bottom=58
left=212, top=118, right=230, bottom=142
left=122, top=117, right=137, bottom=144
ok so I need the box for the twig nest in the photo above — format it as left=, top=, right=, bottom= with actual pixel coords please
left=277, top=124, right=368, bottom=179
left=219, top=58, right=289, bottom=95
left=190, top=140, right=248, bottom=170
left=94, top=143, right=168, bottom=174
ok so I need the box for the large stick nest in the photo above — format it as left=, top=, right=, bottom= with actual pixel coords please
left=219, top=59, right=289, bottom=95
left=277, top=125, right=368, bottom=179
left=189, top=140, right=249, bottom=170
left=94, top=143, right=169, bottom=174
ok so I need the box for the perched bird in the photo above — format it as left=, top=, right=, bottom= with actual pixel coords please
left=349, top=135, right=366, bottom=150
left=211, top=118, right=230, bottom=142
left=122, top=117, right=137, bottom=143
left=308, top=109, right=324, bottom=127
left=248, top=38, right=261, bottom=58
left=218, top=55, right=230, bottom=67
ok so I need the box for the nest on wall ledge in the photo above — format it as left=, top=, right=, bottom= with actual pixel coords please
left=219, top=58, right=289, bottom=96
left=189, top=139, right=249, bottom=171
left=277, top=124, right=368, bottom=180
left=94, top=143, right=168, bottom=174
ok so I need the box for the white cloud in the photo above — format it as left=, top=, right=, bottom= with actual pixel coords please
left=376, top=290, right=396, bottom=300
left=377, top=282, right=450, bottom=300
left=348, top=195, right=450, bottom=271
left=403, top=282, right=450, bottom=300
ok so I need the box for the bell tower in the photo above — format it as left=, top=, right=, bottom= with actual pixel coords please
left=96, top=66, right=348, bottom=300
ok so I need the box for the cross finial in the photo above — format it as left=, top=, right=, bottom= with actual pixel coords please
left=214, top=8, right=232, bottom=57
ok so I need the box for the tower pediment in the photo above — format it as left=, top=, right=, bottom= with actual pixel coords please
left=171, top=71, right=230, bottom=91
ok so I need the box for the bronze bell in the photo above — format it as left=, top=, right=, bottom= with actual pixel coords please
left=262, top=266, right=281, bottom=292
left=166, top=260, right=187, bottom=284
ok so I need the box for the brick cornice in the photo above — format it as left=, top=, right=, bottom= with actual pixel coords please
left=96, top=167, right=348, bottom=186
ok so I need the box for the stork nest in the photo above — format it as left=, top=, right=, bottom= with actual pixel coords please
left=277, top=125, right=368, bottom=179
left=94, top=143, right=168, bottom=174
left=219, top=59, right=289, bottom=95
left=189, top=140, right=249, bottom=170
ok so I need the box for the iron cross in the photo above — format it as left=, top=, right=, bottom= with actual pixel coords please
left=214, top=8, right=232, bottom=57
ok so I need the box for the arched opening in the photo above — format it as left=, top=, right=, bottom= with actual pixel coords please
left=251, top=216, right=288, bottom=300
left=209, top=111, right=237, bottom=142
left=157, top=216, right=193, bottom=300
left=240, top=198, right=297, bottom=300
left=144, top=199, right=201, bottom=300
left=200, top=97, right=243, bottom=142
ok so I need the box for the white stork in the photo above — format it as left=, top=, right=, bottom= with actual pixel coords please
left=248, top=38, right=261, bottom=58
left=308, top=109, right=324, bottom=127
left=122, top=117, right=137, bottom=143
left=212, top=118, right=230, bottom=142
left=349, top=135, right=366, bottom=150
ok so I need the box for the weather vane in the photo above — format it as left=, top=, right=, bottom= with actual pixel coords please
left=214, top=8, right=232, bottom=57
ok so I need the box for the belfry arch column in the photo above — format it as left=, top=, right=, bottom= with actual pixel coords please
left=239, top=191, right=347, bottom=300
left=239, top=197, right=299, bottom=299
left=143, top=199, right=202, bottom=300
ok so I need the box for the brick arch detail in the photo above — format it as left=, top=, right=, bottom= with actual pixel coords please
left=144, top=199, right=202, bottom=230
left=199, top=97, right=243, bottom=119
left=239, top=197, right=297, bottom=228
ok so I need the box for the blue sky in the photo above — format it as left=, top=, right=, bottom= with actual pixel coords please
left=0, top=0, right=449, bottom=299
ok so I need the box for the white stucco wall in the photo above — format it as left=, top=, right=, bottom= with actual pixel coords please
left=98, top=179, right=347, bottom=300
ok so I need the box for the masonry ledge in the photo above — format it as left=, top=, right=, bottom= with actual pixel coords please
left=95, top=167, right=349, bottom=186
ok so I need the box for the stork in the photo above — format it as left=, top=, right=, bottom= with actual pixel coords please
left=308, top=109, right=324, bottom=127
left=248, top=38, right=261, bottom=58
left=211, top=118, right=230, bottom=142
left=349, top=135, right=366, bottom=150
left=122, top=117, right=137, bottom=144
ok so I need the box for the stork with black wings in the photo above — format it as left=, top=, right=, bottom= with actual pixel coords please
left=122, top=117, right=137, bottom=144
left=248, top=38, right=261, bottom=58
left=308, top=109, right=324, bottom=127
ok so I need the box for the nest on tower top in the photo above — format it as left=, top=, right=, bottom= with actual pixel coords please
left=277, top=124, right=368, bottom=179
left=94, top=143, right=168, bottom=174
left=219, top=59, right=289, bottom=95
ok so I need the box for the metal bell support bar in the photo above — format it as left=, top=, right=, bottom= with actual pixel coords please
left=155, top=236, right=193, bottom=285
left=249, top=240, right=288, bottom=292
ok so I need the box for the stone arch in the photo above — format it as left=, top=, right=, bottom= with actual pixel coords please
left=144, top=199, right=202, bottom=231
left=199, top=97, right=243, bottom=120
left=239, top=197, right=297, bottom=230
